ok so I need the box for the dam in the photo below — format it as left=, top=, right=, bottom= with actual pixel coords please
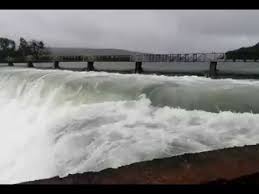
left=1, top=66, right=259, bottom=183
left=2, top=52, right=259, bottom=79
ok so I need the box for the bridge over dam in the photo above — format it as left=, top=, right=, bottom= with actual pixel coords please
left=2, top=53, right=259, bottom=79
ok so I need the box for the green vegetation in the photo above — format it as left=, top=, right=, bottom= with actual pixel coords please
left=226, top=43, right=259, bottom=60
left=0, top=37, right=50, bottom=61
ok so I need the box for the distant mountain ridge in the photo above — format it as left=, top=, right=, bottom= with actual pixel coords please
left=226, top=43, right=259, bottom=60
left=47, top=47, right=148, bottom=56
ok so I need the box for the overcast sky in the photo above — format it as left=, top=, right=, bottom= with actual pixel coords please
left=0, top=10, right=259, bottom=53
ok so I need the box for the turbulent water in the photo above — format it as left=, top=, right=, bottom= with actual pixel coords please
left=1, top=67, right=259, bottom=184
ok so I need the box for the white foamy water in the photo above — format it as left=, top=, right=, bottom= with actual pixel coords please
left=0, top=67, right=259, bottom=184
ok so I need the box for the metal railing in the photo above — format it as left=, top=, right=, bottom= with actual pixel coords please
left=1, top=53, right=227, bottom=63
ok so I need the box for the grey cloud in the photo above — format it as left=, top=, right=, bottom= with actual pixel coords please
left=0, top=10, right=259, bottom=53
left=176, top=10, right=259, bottom=36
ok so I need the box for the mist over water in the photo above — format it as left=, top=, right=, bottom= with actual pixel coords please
left=1, top=67, right=259, bottom=184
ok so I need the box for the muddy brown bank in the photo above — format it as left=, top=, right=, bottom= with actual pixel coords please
left=22, top=144, right=259, bottom=184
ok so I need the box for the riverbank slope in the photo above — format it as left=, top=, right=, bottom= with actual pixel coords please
left=22, top=144, right=259, bottom=184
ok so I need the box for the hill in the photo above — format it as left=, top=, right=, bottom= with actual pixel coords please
left=47, top=47, right=148, bottom=56
left=226, top=42, right=259, bottom=60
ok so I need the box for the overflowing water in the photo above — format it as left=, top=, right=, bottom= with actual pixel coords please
left=1, top=66, right=259, bottom=184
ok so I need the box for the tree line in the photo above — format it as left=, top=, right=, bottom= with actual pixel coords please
left=0, top=37, right=50, bottom=61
